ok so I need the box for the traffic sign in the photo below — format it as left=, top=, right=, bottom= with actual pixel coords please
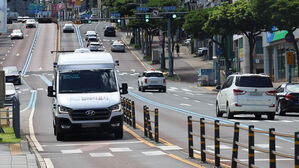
left=163, top=6, right=176, bottom=11
left=285, top=33, right=294, bottom=43
left=152, top=9, right=159, bottom=17
left=136, top=7, right=149, bottom=12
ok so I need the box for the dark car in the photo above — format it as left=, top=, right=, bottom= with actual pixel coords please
left=3, top=66, right=22, bottom=85
left=104, top=26, right=116, bottom=37
left=275, top=83, right=299, bottom=115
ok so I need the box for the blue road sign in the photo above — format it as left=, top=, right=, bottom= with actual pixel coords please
left=111, top=13, right=120, bottom=17
left=216, top=48, right=223, bottom=56
left=136, top=7, right=149, bottom=12
left=163, top=6, right=176, bottom=11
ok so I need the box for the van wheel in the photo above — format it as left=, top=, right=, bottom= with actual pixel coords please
left=141, top=87, right=145, bottom=92
left=227, top=104, right=233, bottom=119
left=56, top=124, right=64, bottom=141
left=267, top=113, right=275, bottom=120
left=114, top=127, right=123, bottom=139
left=163, top=88, right=166, bottom=92
left=53, top=122, right=56, bottom=135
left=216, top=102, right=223, bottom=117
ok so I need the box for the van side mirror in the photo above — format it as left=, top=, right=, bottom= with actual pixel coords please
left=120, top=83, right=128, bottom=94
left=47, top=86, right=55, bottom=97
left=216, top=85, right=221, bottom=90
left=114, top=59, right=119, bottom=66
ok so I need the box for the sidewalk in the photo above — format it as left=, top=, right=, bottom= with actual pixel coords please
left=0, top=140, right=39, bottom=168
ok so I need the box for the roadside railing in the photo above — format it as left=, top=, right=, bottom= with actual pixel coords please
left=0, top=97, right=20, bottom=139
left=143, top=105, right=159, bottom=143
left=121, top=97, right=136, bottom=129
left=187, top=116, right=299, bottom=168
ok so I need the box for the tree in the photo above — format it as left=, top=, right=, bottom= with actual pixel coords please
left=231, top=0, right=266, bottom=73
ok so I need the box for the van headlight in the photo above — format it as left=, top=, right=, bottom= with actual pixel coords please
left=109, top=104, right=121, bottom=112
left=58, top=105, right=72, bottom=114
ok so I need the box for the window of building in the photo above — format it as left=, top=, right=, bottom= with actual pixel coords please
left=256, top=36, right=263, bottom=54
left=239, top=38, right=243, bottom=49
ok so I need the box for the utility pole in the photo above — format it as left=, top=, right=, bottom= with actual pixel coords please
left=167, top=16, right=173, bottom=77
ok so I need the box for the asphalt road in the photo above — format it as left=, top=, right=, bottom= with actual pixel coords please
left=2, top=21, right=297, bottom=168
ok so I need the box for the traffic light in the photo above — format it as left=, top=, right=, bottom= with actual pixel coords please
left=145, top=14, right=150, bottom=22
left=172, top=14, right=177, bottom=19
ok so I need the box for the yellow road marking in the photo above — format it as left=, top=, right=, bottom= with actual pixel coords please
left=168, top=154, right=205, bottom=168
left=204, top=86, right=215, bottom=91
left=124, top=125, right=155, bottom=147
left=9, top=143, right=23, bottom=155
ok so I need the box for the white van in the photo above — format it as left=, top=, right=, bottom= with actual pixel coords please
left=47, top=49, right=128, bottom=141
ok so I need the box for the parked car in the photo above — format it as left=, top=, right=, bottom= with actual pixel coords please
left=138, top=70, right=166, bottom=92
left=5, top=83, right=19, bottom=104
left=216, top=74, right=276, bottom=120
left=10, top=29, right=24, bottom=39
left=63, top=23, right=75, bottom=33
left=26, top=19, right=37, bottom=28
left=3, top=66, right=22, bottom=85
left=183, top=38, right=191, bottom=46
left=111, top=41, right=125, bottom=52
left=22, top=16, right=30, bottom=23
left=17, top=16, right=23, bottom=22
left=104, top=26, right=116, bottom=37
left=88, top=41, right=103, bottom=51
left=85, top=31, right=97, bottom=40
left=275, top=83, right=299, bottom=116
left=197, top=47, right=208, bottom=57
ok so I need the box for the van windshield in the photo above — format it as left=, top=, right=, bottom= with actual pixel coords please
left=59, top=69, right=117, bottom=93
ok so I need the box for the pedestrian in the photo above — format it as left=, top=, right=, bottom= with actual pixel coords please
left=176, top=44, right=180, bottom=57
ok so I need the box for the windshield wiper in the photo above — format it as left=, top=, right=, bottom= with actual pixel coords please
left=59, top=90, right=81, bottom=93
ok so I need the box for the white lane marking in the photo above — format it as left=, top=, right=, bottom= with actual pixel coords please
left=186, top=92, right=194, bottom=95
left=207, top=145, right=231, bottom=150
left=22, top=89, right=30, bottom=92
left=37, top=88, right=44, bottom=91
left=128, top=87, right=134, bottom=90
left=61, top=149, right=83, bottom=154
left=23, top=75, right=30, bottom=77
left=242, top=149, right=262, bottom=153
left=39, top=67, right=42, bottom=70
left=194, top=100, right=201, bottom=103
left=182, top=88, right=192, bottom=92
left=0, top=62, right=2, bottom=64
left=172, top=94, right=179, bottom=96
left=29, top=91, right=44, bottom=151
left=131, top=69, right=136, bottom=72
left=256, top=144, right=281, bottom=148
left=195, top=93, right=203, bottom=96
left=2, top=58, right=5, bottom=60
left=118, top=72, right=128, bottom=75
left=280, top=120, right=293, bottom=122
left=5, top=54, right=7, bottom=56
left=158, top=146, right=182, bottom=151
left=109, top=148, right=132, bottom=152
left=130, top=73, right=139, bottom=76
left=222, top=158, right=293, bottom=162
left=16, top=53, right=20, bottom=57
left=142, top=151, right=166, bottom=156
left=90, top=153, right=113, bottom=157
left=180, top=104, right=191, bottom=107
left=51, top=141, right=142, bottom=147
left=183, top=97, right=189, bottom=100
left=207, top=103, right=214, bottom=106
left=44, top=158, right=54, bottom=168
left=7, top=51, right=10, bottom=53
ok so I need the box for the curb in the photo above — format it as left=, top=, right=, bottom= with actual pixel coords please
left=25, top=135, right=46, bottom=168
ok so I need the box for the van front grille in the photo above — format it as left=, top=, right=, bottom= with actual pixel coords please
left=70, top=109, right=111, bottom=121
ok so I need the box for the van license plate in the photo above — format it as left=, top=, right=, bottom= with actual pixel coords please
left=82, top=123, right=100, bottom=128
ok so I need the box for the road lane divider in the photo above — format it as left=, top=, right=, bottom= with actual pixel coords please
left=22, top=24, right=41, bottom=75
left=75, top=25, right=84, bottom=48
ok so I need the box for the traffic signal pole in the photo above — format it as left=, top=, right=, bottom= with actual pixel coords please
left=167, top=17, right=173, bottom=77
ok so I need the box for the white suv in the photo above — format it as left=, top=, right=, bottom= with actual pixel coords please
left=216, top=74, right=276, bottom=120
left=138, top=70, right=166, bottom=92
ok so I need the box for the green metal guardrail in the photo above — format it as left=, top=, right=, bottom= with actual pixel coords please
left=187, top=116, right=299, bottom=168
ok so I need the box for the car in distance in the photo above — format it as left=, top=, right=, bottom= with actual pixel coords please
left=104, top=26, right=116, bottom=37
left=22, top=16, right=30, bottom=23
left=111, top=41, right=125, bottom=52
left=63, top=23, right=75, bottom=33
left=10, top=29, right=24, bottom=39
left=182, top=38, right=191, bottom=46
left=85, top=31, right=97, bottom=40
left=3, top=66, right=22, bottom=85
left=138, top=70, right=166, bottom=92
left=197, top=47, right=208, bottom=57
left=88, top=42, right=103, bottom=51
left=5, top=83, right=19, bottom=104
left=216, top=74, right=276, bottom=120
left=26, top=19, right=37, bottom=28
left=275, top=83, right=299, bottom=116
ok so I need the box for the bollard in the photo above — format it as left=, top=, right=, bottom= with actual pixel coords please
left=147, top=108, right=153, bottom=140
left=295, top=132, right=299, bottom=168
left=128, top=100, right=132, bottom=126
left=154, top=108, right=159, bottom=143
left=248, top=125, right=255, bottom=167
left=231, top=122, right=240, bottom=168
left=214, top=120, right=220, bottom=167
left=143, top=106, right=148, bottom=137
left=12, top=97, right=20, bottom=138
left=200, top=118, right=206, bottom=162
left=132, top=101, right=136, bottom=129
left=269, top=128, right=276, bottom=168
left=188, top=116, right=194, bottom=158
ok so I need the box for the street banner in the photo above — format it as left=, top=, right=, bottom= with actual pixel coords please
left=75, top=0, right=81, bottom=7
left=0, top=0, right=7, bottom=33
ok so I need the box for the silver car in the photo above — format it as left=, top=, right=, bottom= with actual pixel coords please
left=111, top=41, right=125, bottom=52
left=5, top=83, right=19, bottom=104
